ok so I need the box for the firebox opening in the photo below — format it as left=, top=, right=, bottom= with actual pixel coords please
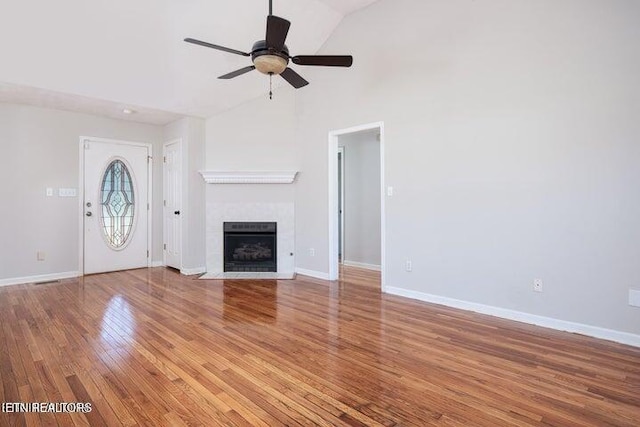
left=224, top=222, right=277, bottom=272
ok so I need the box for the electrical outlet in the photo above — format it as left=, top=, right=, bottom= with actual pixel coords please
left=37, top=251, right=46, bottom=261
left=46, top=188, right=53, bottom=197
left=533, top=279, right=543, bottom=292
left=309, top=248, right=315, bottom=257
left=405, top=260, right=412, bottom=272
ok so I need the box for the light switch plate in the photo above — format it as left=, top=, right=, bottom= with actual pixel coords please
left=58, top=188, right=77, bottom=197
left=630, top=289, right=640, bottom=307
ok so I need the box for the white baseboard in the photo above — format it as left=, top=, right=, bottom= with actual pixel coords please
left=343, top=260, right=381, bottom=271
left=150, top=261, right=164, bottom=268
left=386, top=286, right=640, bottom=348
left=181, top=267, right=206, bottom=276
left=295, top=268, right=330, bottom=280
left=0, top=271, right=81, bottom=287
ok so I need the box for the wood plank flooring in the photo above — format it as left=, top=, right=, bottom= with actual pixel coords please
left=1, top=266, right=639, bottom=426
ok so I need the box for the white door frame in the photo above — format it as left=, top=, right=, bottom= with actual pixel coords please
left=163, top=138, right=182, bottom=269
left=328, top=122, right=385, bottom=290
left=338, top=146, right=345, bottom=264
left=78, top=136, right=153, bottom=274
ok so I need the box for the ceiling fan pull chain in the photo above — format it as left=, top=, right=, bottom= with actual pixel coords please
left=269, top=73, right=273, bottom=100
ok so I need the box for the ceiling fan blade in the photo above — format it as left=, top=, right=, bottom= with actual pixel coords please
left=280, top=67, right=309, bottom=89
left=218, top=66, right=256, bottom=79
left=184, top=38, right=250, bottom=57
left=266, top=15, right=291, bottom=51
left=292, top=55, right=353, bottom=67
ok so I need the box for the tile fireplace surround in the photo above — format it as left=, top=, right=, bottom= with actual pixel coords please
left=200, top=171, right=297, bottom=279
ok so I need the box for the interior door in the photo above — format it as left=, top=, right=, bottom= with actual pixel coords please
left=83, top=139, right=149, bottom=274
left=163, top=140, right=182, bottom=269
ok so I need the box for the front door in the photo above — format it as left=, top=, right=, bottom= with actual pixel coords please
left=82, top=139, right=150, bottom=274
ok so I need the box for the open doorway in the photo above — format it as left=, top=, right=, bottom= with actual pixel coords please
left=328, top=122, right=385, bottom=290
left=338, top=130, right=381, bottom=271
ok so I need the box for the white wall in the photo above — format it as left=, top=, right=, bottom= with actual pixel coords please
left=164, top=117, right=207, bottom=273
left=294, top=0, right=640, bottom=337
left=339, top=130, right=381, bottom=267
left=0, top=103, right=164, bottom=282
left=205, top=88, right=297, bottom=171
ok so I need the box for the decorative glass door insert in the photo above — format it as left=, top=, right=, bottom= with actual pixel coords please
left=100, top=159, right=135, bottom=249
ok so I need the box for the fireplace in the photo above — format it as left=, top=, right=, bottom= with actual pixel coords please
left=224, top=222, right=277, bottom=272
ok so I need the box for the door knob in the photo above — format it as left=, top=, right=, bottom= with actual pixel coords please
left=86, top=212, right=93, bottom=217
left=174, top=210, right=181, bottom=215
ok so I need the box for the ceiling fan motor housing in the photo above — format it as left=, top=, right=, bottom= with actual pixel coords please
left=251, top=40, right=289, bottom=75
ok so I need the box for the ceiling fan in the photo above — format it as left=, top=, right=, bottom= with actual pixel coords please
left=184, top=0, right=353, bottom=96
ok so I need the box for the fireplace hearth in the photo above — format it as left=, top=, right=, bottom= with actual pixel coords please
left=224, top=222, right=277, bottom=272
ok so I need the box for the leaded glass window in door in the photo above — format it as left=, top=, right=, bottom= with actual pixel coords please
left=100, top=159, right=135, bottom=249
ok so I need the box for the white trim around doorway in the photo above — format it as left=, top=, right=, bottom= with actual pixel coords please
left=338, top=146, right=345, bottom=264
left=328, top=122, right=386, bottom=290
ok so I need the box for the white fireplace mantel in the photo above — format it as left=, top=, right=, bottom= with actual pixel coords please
left=199, top=171, right=298, bottom=184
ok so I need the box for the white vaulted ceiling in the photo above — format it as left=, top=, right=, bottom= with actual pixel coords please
left=0, top=0, right=378, bottom=123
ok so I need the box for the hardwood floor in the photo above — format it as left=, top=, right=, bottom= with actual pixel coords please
left=1, top=266, right=639, bottom=426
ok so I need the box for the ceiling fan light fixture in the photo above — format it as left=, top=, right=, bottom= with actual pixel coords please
left=253, top=54, right=288, bottom=75
left=184, top=1, right=353, bottom=90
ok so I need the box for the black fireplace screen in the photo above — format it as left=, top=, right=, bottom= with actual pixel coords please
left=224, top=222, right=277, bottom=272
